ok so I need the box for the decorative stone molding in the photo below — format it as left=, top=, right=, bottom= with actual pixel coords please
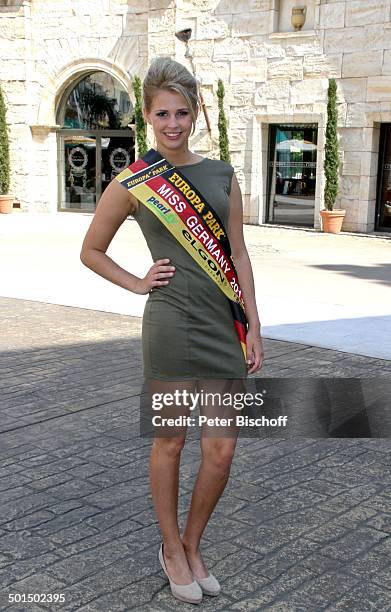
left=30, top=124, right=60, bottom=136
left=269, top=30, right=318, bottom=39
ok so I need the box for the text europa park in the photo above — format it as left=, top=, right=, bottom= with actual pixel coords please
left=168, top=172, right=226, bottom=240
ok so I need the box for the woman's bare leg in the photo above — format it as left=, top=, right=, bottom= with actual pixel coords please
left=148, top=378, right=197, bottom=585
left=182, top=378, right=242, bottom=578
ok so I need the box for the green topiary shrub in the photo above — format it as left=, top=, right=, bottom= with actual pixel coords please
left=132, top=75, right=148, bottom=157
left=0, top=83, right=10, bottom=195
left=217, top=79, right=231, bottom=164
left=323, top=78, right=340, bottom=211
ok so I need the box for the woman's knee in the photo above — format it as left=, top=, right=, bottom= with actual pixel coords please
left=201, top=439, right=236, bottom=472
left=152, top=435, right=186, bottom=460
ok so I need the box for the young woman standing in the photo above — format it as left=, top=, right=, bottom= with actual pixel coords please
left=80, top=57, right=263, bottom=605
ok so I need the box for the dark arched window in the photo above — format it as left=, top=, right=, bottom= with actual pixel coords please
left=61, top=71, right=133, bottom=130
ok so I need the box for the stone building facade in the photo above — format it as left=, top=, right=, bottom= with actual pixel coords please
left=1, top=0, right=391, bottom=233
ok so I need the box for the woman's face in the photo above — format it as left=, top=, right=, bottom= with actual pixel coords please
left=144, top=89, right=195, bottom=152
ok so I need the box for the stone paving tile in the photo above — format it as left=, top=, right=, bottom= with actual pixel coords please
left=1, top=298, right=390, bottom=610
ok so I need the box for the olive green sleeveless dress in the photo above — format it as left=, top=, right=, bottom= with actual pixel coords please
left=133, top=157, right=248, bottom=381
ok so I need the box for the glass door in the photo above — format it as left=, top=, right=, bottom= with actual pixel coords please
left=376, top=124, right=391, bottom=231
left=267, top=124, right=318, bottom=227
left=101, top=135, right=134, bottom=195
left=60, top=134, right=96, bottom=212
left=58, top=130, right=135, bottom=212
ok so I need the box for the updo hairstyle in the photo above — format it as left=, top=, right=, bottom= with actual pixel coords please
left=142, top=56, right=200, bottom=136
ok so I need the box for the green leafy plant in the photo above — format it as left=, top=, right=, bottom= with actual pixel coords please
left=217, top=79, right=231, bottom=164
left=132, top=75, right=148, bottom=157
left=0, top=83, right=10, bottom=195
left=323, top=78, right=340, bottom=211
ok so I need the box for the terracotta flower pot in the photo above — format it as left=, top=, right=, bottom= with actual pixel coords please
left=0, top=194, right=14, bottom=214
left=320, top=209, right=346, bottom=234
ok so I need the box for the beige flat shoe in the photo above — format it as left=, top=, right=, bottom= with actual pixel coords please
left=193, top=572, right=221, bottom=596
left=159, top=543, right=203, bottom=605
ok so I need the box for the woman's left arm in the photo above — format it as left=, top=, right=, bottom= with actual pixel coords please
left=227, top=171, right=264, bottom=374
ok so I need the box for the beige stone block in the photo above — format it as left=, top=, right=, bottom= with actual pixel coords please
left=232, top=11, right=270, bottom=36
left=345, top=0, right=387, bottom=27
left=304, top=54, right=342, bottom=79
left=359, top=174, right=378, bottom=200
left=383, top=50, right=391, bottom=76
left=360, top=151, right=379, bottom=177
left=324, top=26, right=384, bottom=54
left=337, top=78, right=367, bottom=103
left=215, top=0, right=270, bottom=15
left=188, top=40, right=214, bottom=60
left=345, top=103, right=381, bottom=128
left=363, top=126, right=380, bottom=152
left=290, top=79, right=327, bottom=105
left=110, top=0, right=148, bottom=13
left=285, top=41, right=324, bottom=58
left=225, top=83, right=254, bottom=107
left=250, top=38, right=285, bottom=59
left=12, top=105, right=35, bottom=127
left=267, top=58, right=303, bottom=81
left=341, top=152, right=361, bottom=176
left=196, top=13, right=231, bottom=40
left=0, top=17, right=26, bottom=39
left=0, top=59, right=26, bottom=81
left=109, top=36, right=142, bottom=70
left=148, top=32, right=175, bottom=57
left=231, top=58, right=267, bottom=83
left=97, top=36, right=121, bottom=58
left=337, top=102, right=347, bottom=126
left=195, top=63, right=230, bottom=86
left=342, top=50, right=383, bottom=78
left=319, top=2, right=345, bottom=29
left=77, top=36, right=101, bottom=59
left=339, top=127, right=364, bottom=152
left=339, top=175, right=361, bottom=198
left=148, top=9, right=175, bottom=34
left=2, top=82, right=26, bottom=106
left=367, top=76, right=391, bottom=102
left=0, top=38, right=27, bottom=59
left=265, top=102, right=289, bottom=115
left=254, top=80, right=290, bottom=104
left=213, top=38, right=249, bottom=61
left=138, top=34, right=148, bottom=57
left=230, top=129, right=247, bottom=147
left=175, top=0, right=212, bottom=12
left=229, top=106, right=256, bottom=128
left=146, top=0, right=175, bottom=10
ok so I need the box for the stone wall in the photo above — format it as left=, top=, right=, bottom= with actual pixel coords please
left=1, top=0, right=391, bottom=231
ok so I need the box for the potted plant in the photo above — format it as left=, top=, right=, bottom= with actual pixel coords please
left=0, top=83, right=14, bottom=213
left=320, top=78, right=345, bottom=233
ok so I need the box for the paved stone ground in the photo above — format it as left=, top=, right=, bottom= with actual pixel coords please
left=0, top=296, right=390, bottom=611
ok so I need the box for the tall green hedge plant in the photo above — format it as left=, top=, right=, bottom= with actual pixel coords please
left=0, top=83, right=10, bottom=195
left=323, top=78, right=340, bottom=211
left=217, top=79, right=231, bottom=164
left=132, top=75, right=148, bottom=157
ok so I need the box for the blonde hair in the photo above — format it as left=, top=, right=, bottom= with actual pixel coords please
left=143, top=56, right=200, bottom=136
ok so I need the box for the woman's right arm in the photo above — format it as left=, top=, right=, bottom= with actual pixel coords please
left=80, top=180, right=175, bottom=294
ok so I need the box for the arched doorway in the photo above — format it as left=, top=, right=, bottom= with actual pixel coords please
left=57, top=71, right=135, bottom=212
